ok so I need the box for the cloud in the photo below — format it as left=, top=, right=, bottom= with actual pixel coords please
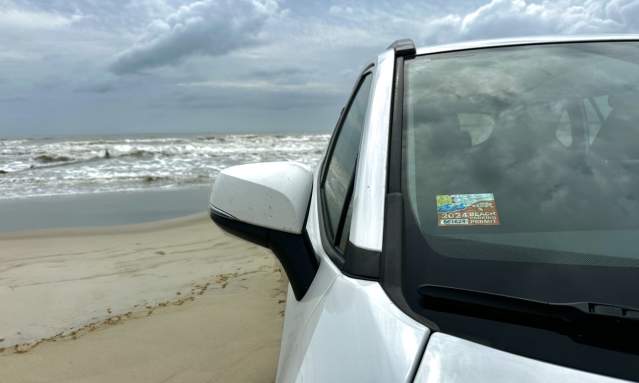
left=0, top=96, right=26, bottom=103
left=171, top=88, right=342, bottom=110
left=5, top=0, right=639, bottom=137
left=248, top=67, right=306, bottom=81
left=0, top=2, right=81, bottom=29
left=418, top=0, right=639, bottom=44
left=0, top=50, right=36, bottom=61
left=177, top=79, right=342, bottom=94
left=109, top=0, right=281, bottom=75
left=74, top=81, right=117, bottom=94
left=321, top=0, right=639, bottom=48
left=164, top=72, right=345, bottom=110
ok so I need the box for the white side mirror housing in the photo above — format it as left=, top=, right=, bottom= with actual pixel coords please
left=208, top=161, right=317, bottom=300
left=209, top=162, right=313, bottom=234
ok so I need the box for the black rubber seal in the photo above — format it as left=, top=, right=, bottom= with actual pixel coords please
left=344, top=242, right=380, bottom=279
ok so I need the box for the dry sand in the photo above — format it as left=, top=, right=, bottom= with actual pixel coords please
left=0, top=213, right=287, bottom=383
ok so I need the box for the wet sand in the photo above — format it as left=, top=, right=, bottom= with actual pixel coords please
left=0, top=213, right=286, bottom=383
left=0, top=186, right=211, bottom=232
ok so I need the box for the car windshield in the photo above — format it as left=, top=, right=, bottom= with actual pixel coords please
left=400, top=41, right=639, bottom=379
left=403, top=42, right=639, bottom=307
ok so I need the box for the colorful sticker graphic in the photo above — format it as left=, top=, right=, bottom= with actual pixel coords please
left=436, top=193, right=500, bottom=227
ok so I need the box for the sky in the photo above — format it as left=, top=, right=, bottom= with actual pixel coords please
left=1, top=0, right=639, bottom=137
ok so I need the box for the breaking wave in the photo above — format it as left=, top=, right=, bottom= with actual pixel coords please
left=0, top=134, right=329, bottom=200
left=34, top=154, right=74, bottom=163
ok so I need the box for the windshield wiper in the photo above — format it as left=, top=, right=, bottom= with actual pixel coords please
left=418, top=284, right=639, bottom=353
left=418, top=284, right=639, bottom=322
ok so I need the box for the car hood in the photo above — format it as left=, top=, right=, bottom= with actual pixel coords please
left=413, top=333, right=631, bottom=383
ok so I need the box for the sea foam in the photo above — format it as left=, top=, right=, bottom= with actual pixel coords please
left=0, top=134, right=329, bottom=200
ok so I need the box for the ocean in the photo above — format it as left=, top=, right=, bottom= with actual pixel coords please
left=0, top=134, right=329, bottom=231
left=0, top=134, right=329, bottom=199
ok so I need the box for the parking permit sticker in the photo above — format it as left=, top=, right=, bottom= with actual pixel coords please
left=436, top=193, right=500, bottom=227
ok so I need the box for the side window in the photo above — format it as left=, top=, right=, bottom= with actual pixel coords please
left=321, top=73, right=373, bottom=249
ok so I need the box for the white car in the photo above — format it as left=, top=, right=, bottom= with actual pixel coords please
left=209, top=36, right=639, bottom=382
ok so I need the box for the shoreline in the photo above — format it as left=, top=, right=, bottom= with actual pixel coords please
left=2, top=265, right=280, bottom=355
left=0, top=212, right=287, bottom=382
left=0, top=211, right=209, bottom=239
left=0, top=186, right=212, bottom=233
left=0, top=264, right=286, bottom=383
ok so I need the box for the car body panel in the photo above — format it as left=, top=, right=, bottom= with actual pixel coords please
left=286, top=273, right=428, bottom=383
left=275, top=158, right=429, bottom=382
left=414, top=34, right=639, bottom=56
left=350, top=48, right=395, bottom=252
left=275, top=177, right=339, bottom=382
left=414, top=333, right=632, bottom=383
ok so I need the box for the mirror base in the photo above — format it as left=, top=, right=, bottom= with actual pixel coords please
left=210, top=209, right=318, bottom=300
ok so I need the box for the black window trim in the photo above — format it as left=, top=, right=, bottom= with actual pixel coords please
left=318, top=64, right=374, bottom=270
left=380, top=52, right=432, bottom=325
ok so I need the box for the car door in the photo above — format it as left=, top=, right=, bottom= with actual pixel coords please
left=276, top=51, right=428, bottom=383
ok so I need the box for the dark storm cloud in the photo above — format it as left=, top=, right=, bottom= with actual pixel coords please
left=109, top=0, right=281, bottom=75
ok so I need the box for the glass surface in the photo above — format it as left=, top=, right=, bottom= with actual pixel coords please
left=400, top=42, right=639, bottom=381
left=338, top=198, right=354, bottom=253
left=323, top=74, right=372, bottom=237
left=404, top=42, right=639, bottom=265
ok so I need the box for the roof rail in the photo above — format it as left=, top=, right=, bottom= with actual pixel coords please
left=387, top=38, right=416, bottom=57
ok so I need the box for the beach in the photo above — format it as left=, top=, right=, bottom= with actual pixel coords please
left=0, top=133, right=324, bottom=382
left=0, top=212, right=287, bottom=383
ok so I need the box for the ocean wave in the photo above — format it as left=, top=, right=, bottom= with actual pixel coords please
left=34, top=154, right=74, bottom=163
left=0, top=134, right=329, bottom=199
left=112, top=149, right=159, bottom=159
left=27, top=148, right=168, bottom=168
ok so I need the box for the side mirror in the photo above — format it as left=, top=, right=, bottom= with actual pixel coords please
left=209, top=162, right=318, bottom=300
